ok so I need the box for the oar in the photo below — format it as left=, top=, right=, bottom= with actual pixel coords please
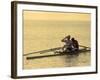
left=79, top=45, right=90, bottom=48
left=24, top=45, right=90, bottom=56
left=23, top=47, right=62, bottom=56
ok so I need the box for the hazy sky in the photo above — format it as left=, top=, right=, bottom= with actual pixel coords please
left=23, top=10, right=91, bottom=21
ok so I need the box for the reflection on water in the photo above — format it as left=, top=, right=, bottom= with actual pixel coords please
left=64, top=52, right=90, bottom=67
left=23, top=51, right=90, bottom=69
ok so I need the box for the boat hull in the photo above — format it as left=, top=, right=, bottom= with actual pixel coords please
left=27, top=48, right=90, bottom=60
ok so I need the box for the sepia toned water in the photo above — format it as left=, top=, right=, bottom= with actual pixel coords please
left=23, top=20, right=91, bottom=69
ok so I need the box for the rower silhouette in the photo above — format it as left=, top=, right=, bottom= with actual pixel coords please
left=61, top=35, right=79, bottom=52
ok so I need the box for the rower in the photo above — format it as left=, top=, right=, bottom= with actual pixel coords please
left=71, top=37, right=79, bottom=51
left=61, top=35, right=72, bottom=52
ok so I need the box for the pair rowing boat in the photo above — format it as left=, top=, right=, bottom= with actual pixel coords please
left=24, top=45, right=91, bottom=60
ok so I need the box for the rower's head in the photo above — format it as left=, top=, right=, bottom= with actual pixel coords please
left=71, top=37, right=75, bottom=41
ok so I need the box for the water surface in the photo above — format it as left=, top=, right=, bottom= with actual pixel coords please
left=23, top=20, right=91, bottom=69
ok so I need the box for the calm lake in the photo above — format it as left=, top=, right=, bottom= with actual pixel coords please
left=23, top=20, right=91, bottom=69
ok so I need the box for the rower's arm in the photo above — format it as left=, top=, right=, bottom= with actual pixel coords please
left=61, top=37, right=67, bottom=42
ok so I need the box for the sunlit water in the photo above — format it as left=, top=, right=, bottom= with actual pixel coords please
left=23, top=20, right=91, bottom=69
